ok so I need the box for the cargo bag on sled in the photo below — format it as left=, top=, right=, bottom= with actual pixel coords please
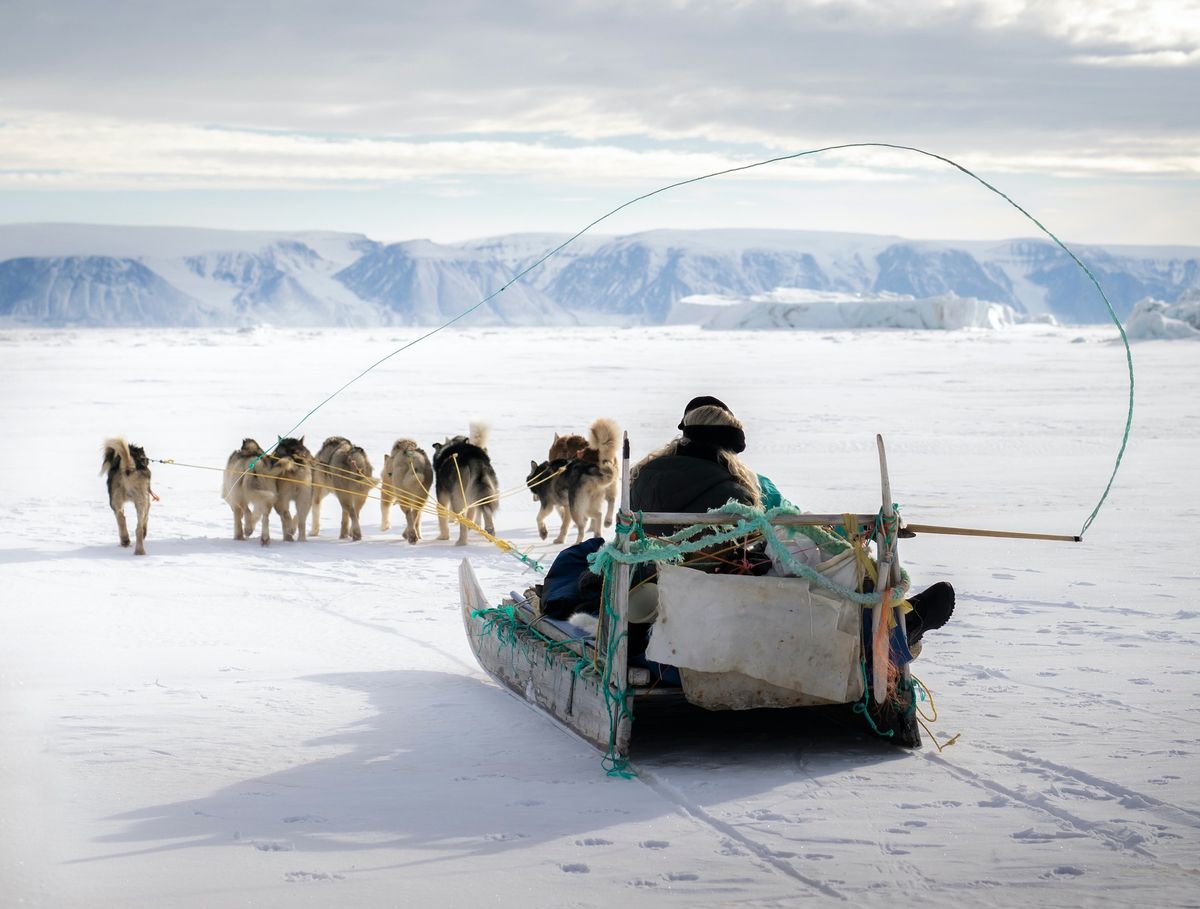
left=645, top=549, right=865, bottom=710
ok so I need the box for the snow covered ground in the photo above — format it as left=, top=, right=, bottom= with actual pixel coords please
left=1, top=324, right=1196, bottom=908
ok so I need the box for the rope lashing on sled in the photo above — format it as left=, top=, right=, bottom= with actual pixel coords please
left=588, top=501, right=911, bottom=607
left=470, top=603, right=598, bottom=676
left=597, top=569, right=636, bottom=778
left=253, top=142, right=1134, bottom=538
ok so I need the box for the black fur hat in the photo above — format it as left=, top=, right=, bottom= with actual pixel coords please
left=678, top=398, right=746, bottom=453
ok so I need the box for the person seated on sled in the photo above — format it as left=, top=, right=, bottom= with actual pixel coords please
left=630, top=395, right=762, bottom=536
left=629, top=394, right=955, bottom=653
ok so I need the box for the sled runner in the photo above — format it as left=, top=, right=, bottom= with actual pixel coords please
left=460, top=434, right=921, bottom=763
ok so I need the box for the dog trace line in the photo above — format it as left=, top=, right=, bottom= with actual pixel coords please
left=152, top=455, right=548, bottom=572
left=246, top=142, right=1132, bottom=539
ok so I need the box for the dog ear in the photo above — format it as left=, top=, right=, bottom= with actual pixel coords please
left=553, top=432, right=561, bottom=441
left=530, top=459, right=538, bottom=471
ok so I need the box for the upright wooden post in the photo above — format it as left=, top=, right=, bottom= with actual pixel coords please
left=611, top=434, right=632, bottom=700
left=871, top=434, right=896, bottom=704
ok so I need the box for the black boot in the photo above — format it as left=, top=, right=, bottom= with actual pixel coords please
left=906, top=581, right=955, bottom=646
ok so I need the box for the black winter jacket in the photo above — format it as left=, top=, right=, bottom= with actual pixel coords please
left=630, top=442, right=756, bottom=534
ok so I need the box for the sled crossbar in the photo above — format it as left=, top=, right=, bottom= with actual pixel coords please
left=635, top=511, right=876, bottom=528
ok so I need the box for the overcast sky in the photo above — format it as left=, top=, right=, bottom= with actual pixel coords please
left=1, top=0, right=1197, bottom=245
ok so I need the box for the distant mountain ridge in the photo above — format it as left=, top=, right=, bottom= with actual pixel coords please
left=0, top=223, right=1196, bottom=327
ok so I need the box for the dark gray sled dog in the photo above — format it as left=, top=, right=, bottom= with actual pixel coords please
left=102, top=437, right=152, bottom=555
left=432, top=423, right=498, bottom=546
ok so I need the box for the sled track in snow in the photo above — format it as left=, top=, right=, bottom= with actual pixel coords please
left=925, top=751, right=1200, bottom=875
left=636, top=766, right=848, bottom=901
left=955, top=661, right=1200, bottom=732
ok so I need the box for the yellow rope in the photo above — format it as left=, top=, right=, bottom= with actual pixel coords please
left=155, top=456, right=532, bottom=559
left=910, top=672, right=961, bottom=753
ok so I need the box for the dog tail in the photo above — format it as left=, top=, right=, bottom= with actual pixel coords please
left=588, top=418, right=621, bottom=464
left=469, top=421, right=490, bottom=450
left=101, top=437, right=133, bottom=475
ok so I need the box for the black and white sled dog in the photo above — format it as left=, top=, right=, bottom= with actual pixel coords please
left=527, top=418, right=620, bottom=544
left=381, top=439, right=434, bottom=544
left=432, top=422, right=498, bottom=546
left=546, top=417, right=621, bottom=528
left=310, top=436, right=376, bottom=541
left=101, top=437, right=153, bottom=555
left=222, top=438, right=277, bottom=545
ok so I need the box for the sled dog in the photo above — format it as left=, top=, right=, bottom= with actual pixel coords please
left=266, top=437, right=314, bottom=542
left=587, top=417, right=621, bottom=527
left=101, top=438, right=152, bottom=555
left=547, top=418, right=621, bottom=528
left=527, top=420, right=618, bottom=544
left=310, top=436, right=376, bottom=541
left=432, top=422, right=498, bottom=546
left=222, top=438, right=277, bottom=545
left=381, top=439, right=434, bottom=544
left=526, top=457, right=574, bottom=543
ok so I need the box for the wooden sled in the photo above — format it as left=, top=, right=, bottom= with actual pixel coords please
left=459, top=434, right=920, bottom=760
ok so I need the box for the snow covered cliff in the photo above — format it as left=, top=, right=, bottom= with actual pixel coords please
left=0, top=224, right=1195, bottom=328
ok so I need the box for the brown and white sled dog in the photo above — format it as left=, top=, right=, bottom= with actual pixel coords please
left=432, top=422, right=498, bottom=546
left=310, top=436, right=376, bottom=541
left=528, top=428, right=617, bottom=544
left=222, top=438, right=277, bottom=545
left=547, top=418, right=620, bottom=528
left=101, top=438, right=152, bottom=555
left=381, top=439, right=434, bottom=544
left=266, top=437, right=314, bottom=542
left=587, top=417, right=621, bottom=527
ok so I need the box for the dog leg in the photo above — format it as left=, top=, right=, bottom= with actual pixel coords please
left=604, top=483, right=617, bottom=527
left=310, top=492, right=322, bottom=536
left=536, top=502, right=552, bottom=540
left=482, top=505, right=495, bottom=537
left=553, top=505, right=570, bottom=544
left=350, top=500, right=363, bottom=542
left=455, top=505, right=474, bottom=546
left=339, top=503, right=350, bottom=540
left=277, top=504, right=294, bottom=541
left=380, top=489, right=392, bottom=532
left=134, top=494, right=149, bottom=556
left=295, top=489, right=311, bottom=542
left=437, top=495, right=451, bottom=540
left=232, top=505, right=245, bottom=541
left=257, top=505, right=271, bottom=546
left=403, top=507, right=419, bottom=545
left=114, top=503, right=130, bottom=548
left=570, top=502, right=596, bottom=544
